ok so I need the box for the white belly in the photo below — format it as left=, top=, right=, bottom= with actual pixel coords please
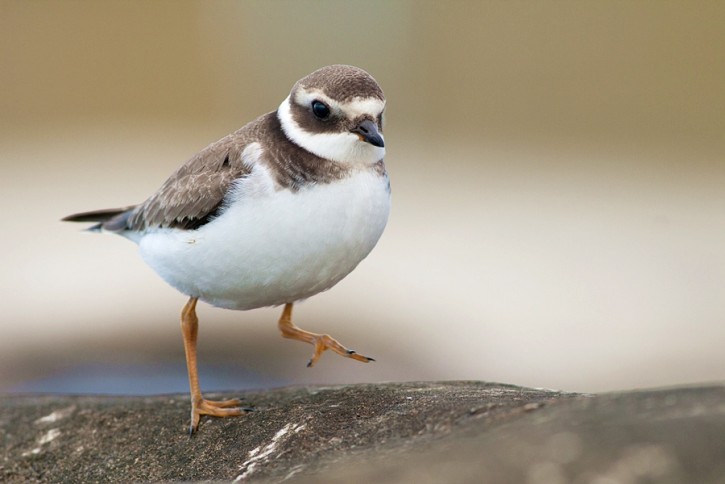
left=137, top=170, right=390, bottom=310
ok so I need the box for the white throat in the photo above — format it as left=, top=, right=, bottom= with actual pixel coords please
left=277, top=95, right=385, bottom=165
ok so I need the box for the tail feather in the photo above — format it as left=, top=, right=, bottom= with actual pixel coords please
left=62, top=206, right=136, bottom=232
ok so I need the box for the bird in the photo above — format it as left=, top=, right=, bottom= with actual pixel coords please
left=63, top=65, right=390, bottom=433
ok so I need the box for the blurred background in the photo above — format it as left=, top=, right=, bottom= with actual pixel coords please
left=1, top=1, right=724, bottom=395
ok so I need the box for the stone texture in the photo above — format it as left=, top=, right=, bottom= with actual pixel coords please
left=1, top=382, right=723, bottom=483
left=306, top=385, right=725, bottom=484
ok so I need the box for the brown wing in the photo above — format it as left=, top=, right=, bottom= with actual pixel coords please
left=128, top=130, right=253, bottom=231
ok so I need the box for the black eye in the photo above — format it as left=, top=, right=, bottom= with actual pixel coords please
left=311, top=100, right=330, bottom=119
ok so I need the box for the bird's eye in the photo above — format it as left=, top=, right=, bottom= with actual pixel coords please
left=311, top=100, right=330, bottom=119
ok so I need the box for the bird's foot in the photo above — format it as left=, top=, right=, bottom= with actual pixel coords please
left=305, top=333, right=375, bottom=368
left=189, top=397, right=254, bottom=435
left=278, top=303, right=375, bottom=368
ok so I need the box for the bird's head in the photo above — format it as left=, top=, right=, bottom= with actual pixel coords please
left=277, top=65, right=386, bottom=165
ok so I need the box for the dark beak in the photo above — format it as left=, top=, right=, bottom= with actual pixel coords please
left=352, top=119, right=385, bottom=148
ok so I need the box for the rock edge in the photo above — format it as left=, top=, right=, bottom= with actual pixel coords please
left=1, top=381, right=723, bottom=483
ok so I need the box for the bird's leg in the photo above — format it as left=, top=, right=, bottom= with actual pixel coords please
left=277, top=303, right=374, bottom=367
left=180, top=296, right=250, bottom=433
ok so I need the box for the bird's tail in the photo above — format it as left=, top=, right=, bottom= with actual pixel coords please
left=62, top=206, right=136, bottom=232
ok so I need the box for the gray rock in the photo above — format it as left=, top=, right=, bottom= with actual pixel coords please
left=1, top=382, right=723, bottom=483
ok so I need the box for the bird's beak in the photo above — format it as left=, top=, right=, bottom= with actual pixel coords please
left=351, top=119, right=385, bottom=148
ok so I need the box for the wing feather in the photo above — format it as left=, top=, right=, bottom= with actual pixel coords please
left=128, top=130, right=252, bottom=231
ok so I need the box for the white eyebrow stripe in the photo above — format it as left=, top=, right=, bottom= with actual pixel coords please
left=342, top=97, right=386, bottom=118
left=294, top=88, right=385, bottom=119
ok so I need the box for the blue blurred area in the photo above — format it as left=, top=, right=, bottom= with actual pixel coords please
left=9, top=363, right=283, bottom=395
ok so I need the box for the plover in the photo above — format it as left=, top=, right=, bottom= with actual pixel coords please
left=63, top=65, right=390, bottom=433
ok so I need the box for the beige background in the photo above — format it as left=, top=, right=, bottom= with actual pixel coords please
left=1, top=1, right=724, bottom=393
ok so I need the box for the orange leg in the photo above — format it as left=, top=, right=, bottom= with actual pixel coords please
left=181, top=297, right=251, bottom=434
left=278, top=303, right=374, bottom=367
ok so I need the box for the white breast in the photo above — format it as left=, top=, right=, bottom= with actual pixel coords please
left=137, top=168, right=390, bottom=310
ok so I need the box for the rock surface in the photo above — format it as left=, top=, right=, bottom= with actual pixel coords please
left=1, top=381, right=723, bottom=483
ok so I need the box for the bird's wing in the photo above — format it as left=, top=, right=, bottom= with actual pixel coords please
left=128, top=130, right=253, bottom=231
